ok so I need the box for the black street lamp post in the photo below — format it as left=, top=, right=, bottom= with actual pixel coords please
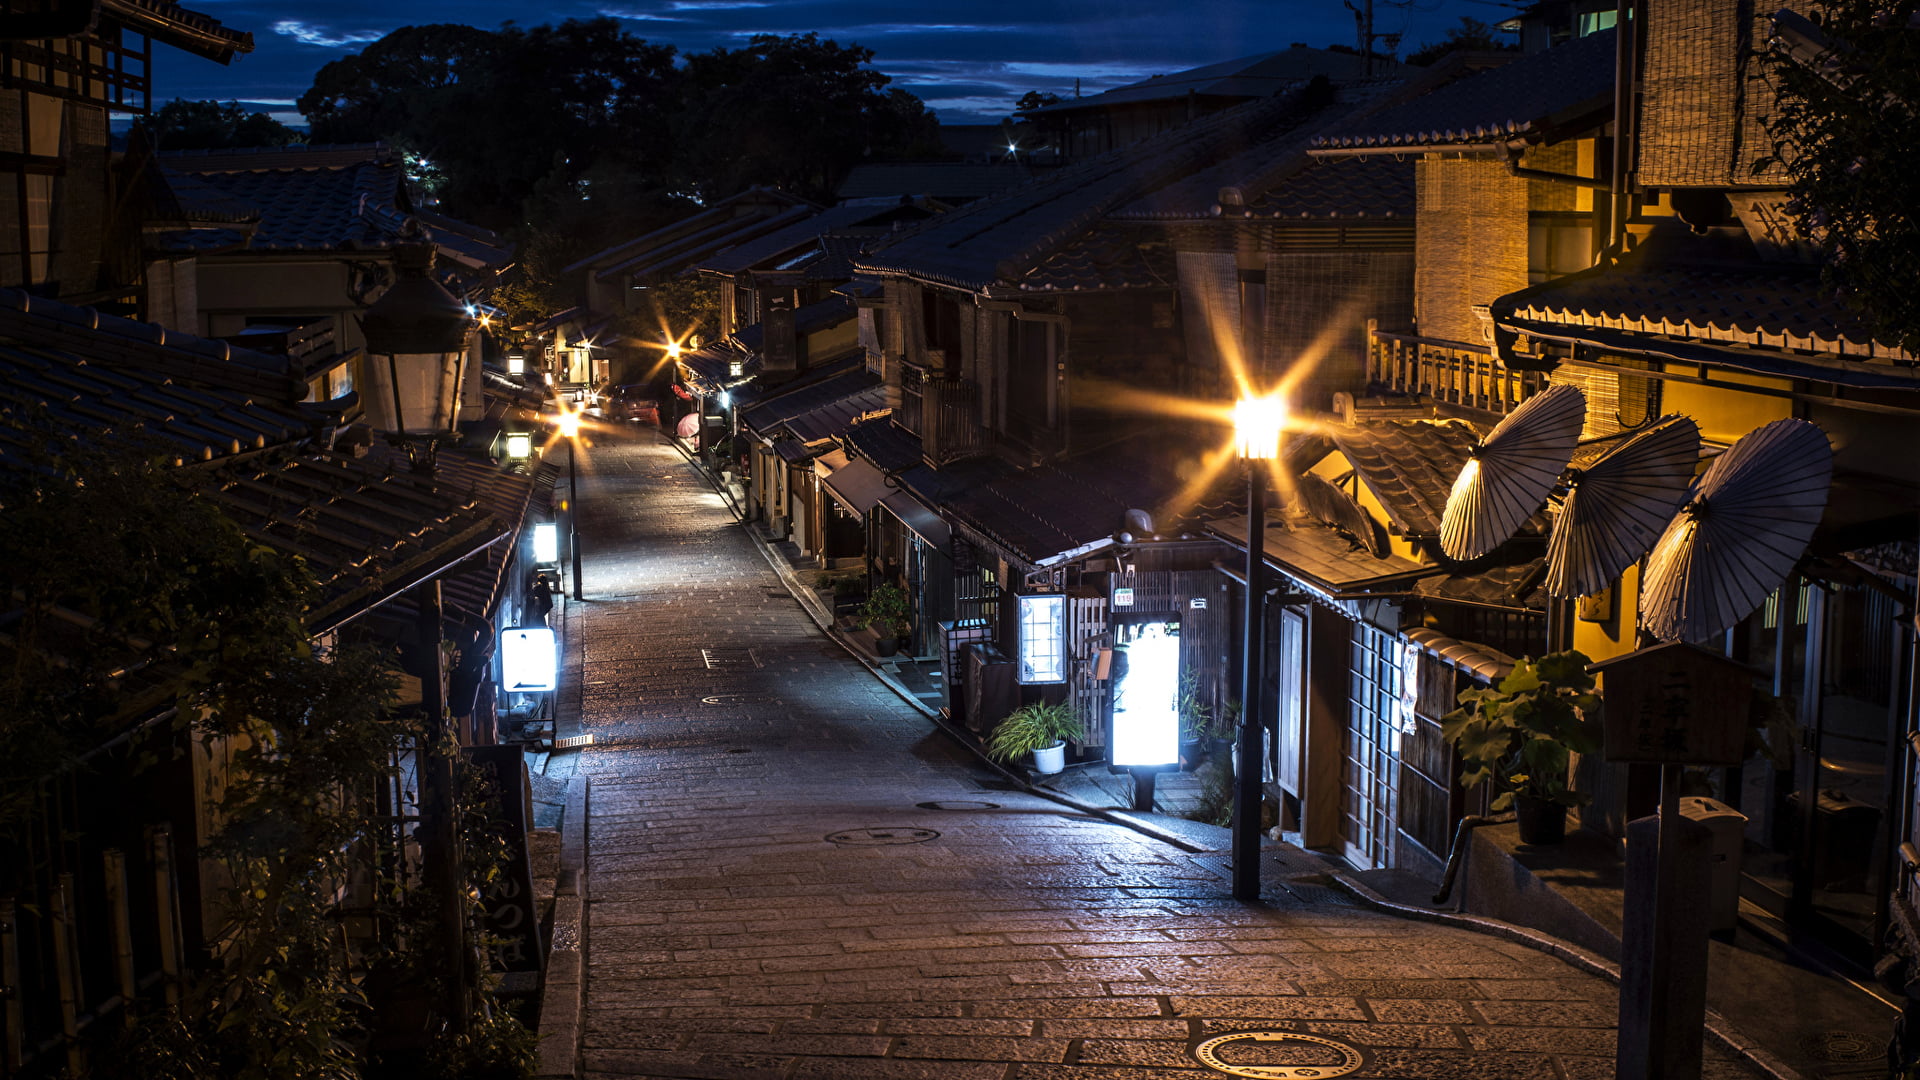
left=557, top=410, right=584, bottom=601
left=1232, top=395, right=1285, bottom=902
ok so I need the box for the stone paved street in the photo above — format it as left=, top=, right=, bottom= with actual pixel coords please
left=560, top=427, right=1763, bottom=1080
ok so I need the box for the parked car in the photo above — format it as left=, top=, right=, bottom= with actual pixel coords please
left=599, top=383, right=660, bottom=424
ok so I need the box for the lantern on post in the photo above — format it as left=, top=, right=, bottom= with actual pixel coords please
left=361, top=235, right=474, bottom=473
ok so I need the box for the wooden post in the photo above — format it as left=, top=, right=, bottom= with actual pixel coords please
left=1617, top=798, right=1712, bottom=1079
left=50, top=874, right=83, bottom=1077
left=1, top=897, right=22, bottom=1070
left=149, top=825, right=183, bottom=1008
left=103, top=848, right=137, bottom=1025
left=417, top=579, right=471, bottom=1032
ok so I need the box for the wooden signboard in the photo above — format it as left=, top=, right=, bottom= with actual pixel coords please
left=464, top=745, right=544, bottom=994
left=1591, top=642, right=1752, bottom=766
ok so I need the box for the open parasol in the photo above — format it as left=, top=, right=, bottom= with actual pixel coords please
left=1440, top=383, right=1587, bottom=560
left=1545, top=415, right=1702, bottom=598
left=1639, top=418, right=1832, bottom=644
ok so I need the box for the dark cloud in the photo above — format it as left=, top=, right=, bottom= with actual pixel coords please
left=153, top=0, right=1519, bottom=122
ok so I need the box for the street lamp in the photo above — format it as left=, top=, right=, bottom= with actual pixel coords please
left=556, top=408, right=584, bottom=601
left=361, top=239, right=473, bottom=473
left=1232, top=393, right=1286, bottom=901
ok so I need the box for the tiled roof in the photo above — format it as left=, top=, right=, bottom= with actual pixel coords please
left=0, top=289, right=319, bottom=466
left=1113, top=78, right=1415, bottom=220
left=738, top=363, right=875, bottom=434
left=1492, top=224, right=1919, bottom=377
left=842, top=416, right=922, bottom=472
left=161, top=152, right=510, bottom=268
left=1404, top=626, right=1517, bottom=683
left=1325, top=419, right=1553, bottom=543
left=1027, top=47, right=1403, bottom=115
left=931, top=435, right=1238, bottom=567
left=1413, top=556, right=1548, bottom=612
left=782, top=385, right=887, bottom=443
left=104, top=0, right=252, bottom=61
left=1205, top=512, right=1434, bottom=597
left=695, top=200, right=911, bottom=276
left=858, top=84, right=1335, bottom=292
left=1312, top=30, right=1615, bottom=152
left=566, top=188, right=819, bottom=279
left=1241, top=156, right=1415, bottom=219
left=836, top=164, right=1036, bottom=203
left=1015, top=225, right=1176, bottom=293
left=1326, top=419, right=1480, bottom=538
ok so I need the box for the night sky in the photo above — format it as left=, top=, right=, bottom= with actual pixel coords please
left=154, top=0, right=1519, bottom=125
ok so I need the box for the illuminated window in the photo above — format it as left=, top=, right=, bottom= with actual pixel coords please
left=1016, top=594, right=1067, bottom=684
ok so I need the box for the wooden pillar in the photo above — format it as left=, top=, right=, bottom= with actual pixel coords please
left=1301, top=604, right=1351, bottom=849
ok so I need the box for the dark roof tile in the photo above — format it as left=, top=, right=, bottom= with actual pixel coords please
left=1312, top=30, right=1614, bottom=151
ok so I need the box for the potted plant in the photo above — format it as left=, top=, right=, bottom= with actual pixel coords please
left=1440, top=650, right=1602, bottom=845
left=1177, top=672, right=1238, bottom=769
left=855, top=583, right=911, bottom=657
left=986, top=701, right=1084, bottom=775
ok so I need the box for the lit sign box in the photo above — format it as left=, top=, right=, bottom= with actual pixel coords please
left=1016, top=594, right=1067, bottom=684
left=532, top=522, right=558, bottom=565
left=507, top=353, right=527, bottom=375
left=1110, top=627, right=1180, bottom=767
left=500, top=627, right=558, bottom=692
left=504, top=431, right=533, bottom=461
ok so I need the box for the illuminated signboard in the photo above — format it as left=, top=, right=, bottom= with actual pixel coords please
left=532, top=522, right=559, bottom=565
left=1016, top=594, right=1068, bottom=684
left=507, top=352, right=526, bottom=375
left=1110, top=625, right=1181, bottom=767
left=500, top=627, right=558, bottom=692
left=504, top=431, right=533, bottom=461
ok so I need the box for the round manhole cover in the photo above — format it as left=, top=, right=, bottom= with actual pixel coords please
left=1802, top=1030, right=1881, bottom=1063
left=700, top=694, right=774, bottom=705
left=1193, top=1031, right=1365, bottom=1078
left=825, top=828, right=940, bottom=846
left=915, top=801, right=1000, bottom=811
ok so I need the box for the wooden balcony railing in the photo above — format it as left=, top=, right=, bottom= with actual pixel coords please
left=1367, top=324, right=1548, bottom=418
left=921, top=375, right=984, bottom=463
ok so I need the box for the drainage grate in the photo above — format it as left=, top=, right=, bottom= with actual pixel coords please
left=1193, top=1030, right=1365, bottom=1078
left=826, top=827, right=940, bottom=846
left=1801, top=1031, right=1882, bottom=1064
left=553, top=734, right=595, bottom=749
left=1279, top=874, right=1358, bottom=908
left=701, top=647, right=761, bottom=670
left=916, top=800, right=999, bottom=811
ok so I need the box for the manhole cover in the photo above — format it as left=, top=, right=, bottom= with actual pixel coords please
left=700, top=694, right=775, bottom=705
left=1802, top=1031, right=1882, bottom=1064
left=825, top=828, right=940, bottom=845
left=1193, top=1031, right=1365, bottom=1078
left=915, top=800, right=999, bottom=811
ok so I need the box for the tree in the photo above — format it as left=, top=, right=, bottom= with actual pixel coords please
left=1761, top=0, right=1920, bottom=354
left=1014, top=90, right=1062, bottom=113
left=1404, top=17, right=1516, bottom=66
left=135, top=99, right=301, bottom=150
left=670, top=33, right=940, bottom=203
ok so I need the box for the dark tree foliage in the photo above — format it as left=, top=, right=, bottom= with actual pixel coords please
left=670, top=33, right=941, bottom=203
left=1761, top=0, right=1920, bottom=354
left=1014, top=90, right=1062, bottom=112
left=1404, top=17, right=1517, bottom=66
left=135, top=99, right=301, bottom=151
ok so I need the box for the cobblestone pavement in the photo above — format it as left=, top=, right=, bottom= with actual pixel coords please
left=567, top=427, right=1761, bottom=1080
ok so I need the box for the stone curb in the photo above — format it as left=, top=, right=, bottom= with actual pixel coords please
left=533, top=746, right=592, bottom=1076
left=676, top=434, right=1800, bottom=1080
left=1323, top=855, right=1805, bottom=1080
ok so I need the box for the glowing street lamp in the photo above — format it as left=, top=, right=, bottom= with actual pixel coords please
left=1232, top=392, right=1286, bottom=902
left=556, top=408, right=585, bottom=601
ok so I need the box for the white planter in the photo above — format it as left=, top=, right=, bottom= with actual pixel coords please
left=1031, top=741, right=1067, bottom=775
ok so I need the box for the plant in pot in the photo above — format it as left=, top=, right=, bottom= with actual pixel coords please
left=855, top=583, right=911, bottom=657
left=1440, top=650, right=1602, bottom=845
left=987, top=700, right=1084, bottom=775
